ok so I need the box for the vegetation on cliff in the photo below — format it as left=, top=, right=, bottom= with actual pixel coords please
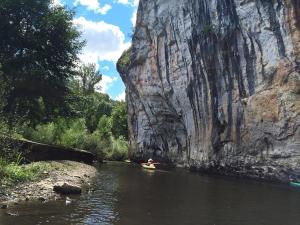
left=0, top=0, right=84, bottom=124
left=117, top=47, right=132, bottom=74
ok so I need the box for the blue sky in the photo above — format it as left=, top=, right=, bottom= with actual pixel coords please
left=54, top=0, right=139, bottom=101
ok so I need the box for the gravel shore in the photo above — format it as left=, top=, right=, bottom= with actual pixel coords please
left=0, top=161, right=97, bottom=204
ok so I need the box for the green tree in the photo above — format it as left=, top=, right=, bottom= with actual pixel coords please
left=68, top=86, right=113, bottom=133
left=0, top=64, right=5, bottom=112
left=84, top=93, right=113, bottom=133
left=111, top=102, right=128, bottom=139
left=97, top=115, right=112, bottom=140
left=0, top=0, right=84, bottom=123
left=69, top=63, right=110, bottom=132
left=77, top=63, right=102, bottom=94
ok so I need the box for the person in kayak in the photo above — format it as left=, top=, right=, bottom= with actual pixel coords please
left=147, top=158, right=154, bottom=166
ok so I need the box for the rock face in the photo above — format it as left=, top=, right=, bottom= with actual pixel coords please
left=119, top=0, right=300, bottom=182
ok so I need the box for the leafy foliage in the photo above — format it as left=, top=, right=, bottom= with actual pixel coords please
left=111, top=102, right=128, bottom=139
left=21, top=87, right=128, bottom=161
left=0, top=0, right=129, bottom=176
left=22, top=115, right=128, bottom=161
left=0, top=0, right=84, bottom=123
left=59, top=119, right=88, bottom=149
left=117, top=47, right=131, bottom=74
left=81, top=93, right=113, bottom=133
left=106, top=136, right=128, bottom=161
left=77, top=63, right=102, bottom=94
left=0, top=159, right=47, bottom=184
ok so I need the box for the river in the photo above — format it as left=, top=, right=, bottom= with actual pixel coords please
left=1, top=162, right=300, bottom=225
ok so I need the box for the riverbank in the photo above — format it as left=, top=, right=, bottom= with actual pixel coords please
left=1, top=162, right=299, bottom=225
left=0, top=161, right=97, bottom=205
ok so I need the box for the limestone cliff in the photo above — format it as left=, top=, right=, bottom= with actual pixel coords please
left=118, top=0, right=300, bottom=182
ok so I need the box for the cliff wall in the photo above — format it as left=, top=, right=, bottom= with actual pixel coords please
left=118, top=0, right=300, bottom=182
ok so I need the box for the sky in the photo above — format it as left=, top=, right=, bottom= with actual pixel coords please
left=54, top=0, right=139, bottom=101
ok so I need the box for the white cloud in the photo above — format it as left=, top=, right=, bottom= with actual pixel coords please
left=115, top=0, right=139, bottom=7
left=95, top=75, right=118, bottom=93
left=115, top=0, right=139, bottom=26
left=51, top=0, right=63, bottom=7
left=115, top=91, right=126, bottom=101
left=97, top=4, right=112, bottom=14
left=73, top=17, right=131, bottom=63
left=101, top=66, right=110, bottom=71
left=74, top=0, right=112, bottom=15
left=131, top=8, right=137, bottom=26
left=133, top=0, right=139, bottom=7
left=116, top=0, right=129, bottom=4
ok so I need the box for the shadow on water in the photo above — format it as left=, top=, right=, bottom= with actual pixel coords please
left=1, top=161, right=300, bottom=225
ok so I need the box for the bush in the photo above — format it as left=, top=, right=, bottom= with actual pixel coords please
left=111, top=102, right=128, bottom=139
left=116, top=47, right=131, bottom=74
left=59, top=119, right=88, bottom=149
left=97, top=115, right=112, bottom=139
left=16, top=114, right=129, bottom=162
left=104, top=136, right=128, bottom=161
left=82, top=131, right=104, bottom=160
left=0, top=119, right=23, bottom=162
left=23, top=123, right=56, bottom=144
left=0, top=157, right=7, bottom=180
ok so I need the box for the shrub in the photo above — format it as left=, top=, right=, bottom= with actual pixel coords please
left=97, top=115, right=112, bottom=139
left=111, top=102, right=128, bottom=139
left=116, top=47, right=132, bottom=74
left=59, top=119, right=88, bottom=149
left=82, top=131, right=104, bottom=160
left=10, top=114, right=129, bottom=162
left=0, top=119, right=23, bottom=162
left=23, top=122, right=56, bottom=144
left=104, top=136, right=128, bottom=161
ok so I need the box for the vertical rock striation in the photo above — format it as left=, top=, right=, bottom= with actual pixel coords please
left=118, top=0, right=300, bottom=182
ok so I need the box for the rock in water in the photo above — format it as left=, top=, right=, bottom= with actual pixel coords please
left=65, top=197, right=72, bottom=205
left=118, top=0, right=300, bottom=182
left=53, top=183, right=82, bottom=195
left=0, top=204, right=8, bottom=209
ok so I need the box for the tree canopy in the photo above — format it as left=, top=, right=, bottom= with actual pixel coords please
left=77, top=63, right=102, bottom=95
left=0, top=0, right=84, bottom=123
left=0, top=0, right=129, bottom=163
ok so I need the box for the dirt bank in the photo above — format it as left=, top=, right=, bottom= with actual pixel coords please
left=0, top=161, right=97, bottom=204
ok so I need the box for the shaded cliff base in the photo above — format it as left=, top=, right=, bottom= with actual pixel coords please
left=0, top=161, right=97, bottom=205
left=187, top=161, right=299, bottom=184
left=130, top=154, right=299, bottom=184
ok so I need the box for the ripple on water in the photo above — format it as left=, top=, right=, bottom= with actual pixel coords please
left=1, top=162, right=300, bottom=225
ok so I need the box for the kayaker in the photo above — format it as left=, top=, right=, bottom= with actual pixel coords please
left=147, top=158, right=154, bottom=166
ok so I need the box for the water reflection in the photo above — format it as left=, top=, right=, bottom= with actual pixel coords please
left=0, top=164, right=120, bottom=225
left=1, top=162, right=300, bottom=225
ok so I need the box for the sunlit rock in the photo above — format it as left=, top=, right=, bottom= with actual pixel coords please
left=119, top=0, right=300, bottom=182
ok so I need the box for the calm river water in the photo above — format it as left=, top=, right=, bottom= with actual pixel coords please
left=1, top=162, right=300, bottom=225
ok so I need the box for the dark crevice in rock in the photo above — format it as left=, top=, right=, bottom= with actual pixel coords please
left=262, top=0, right=286, bottom=58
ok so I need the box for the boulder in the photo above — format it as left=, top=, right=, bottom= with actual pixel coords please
left=53, top=183, right=82, bottom=195
left=1, top=204, right=8, bottom=209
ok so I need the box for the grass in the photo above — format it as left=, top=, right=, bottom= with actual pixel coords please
left=0, top=159, right=50, bottom=186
